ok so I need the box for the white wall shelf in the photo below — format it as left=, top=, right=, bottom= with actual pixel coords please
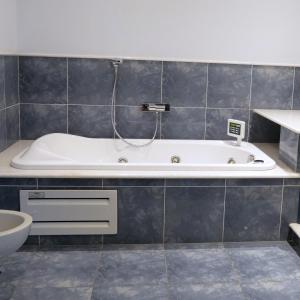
left=254, top=109, right=300, bottom=134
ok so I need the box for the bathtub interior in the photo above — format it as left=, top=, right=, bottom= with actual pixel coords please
left=10, top=133, right=276, bottom=171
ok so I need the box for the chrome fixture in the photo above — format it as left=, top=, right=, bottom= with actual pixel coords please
left=142, top=103, right=170, bottom=112
left=110, top=59, right=159, bottom=147
left=171, top=156, right=181, bottom=164
left=227, top=158, right=236, bottom=164
left=247, top=154, right=255, bottom=163
left=118, top=157, right=128, bottom=163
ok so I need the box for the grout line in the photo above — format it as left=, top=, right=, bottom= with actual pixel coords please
left=204, top=63, right=209, bottom=140
left=162, top=178, right=166, bottom=244
left=3, top=57, right=7, bottom=149
left=66, top=58, right=69, bottom=133
left=278, top=184, right=285, bottom=239
left=160, top=61, right=163, bottom=139
left=222, top=180, right=227, bottom=242
left=18, top=56, right=21, bottom=140
left=291, top=67, right=296, bottom=109
left=247, top=65, right=253, bottom=142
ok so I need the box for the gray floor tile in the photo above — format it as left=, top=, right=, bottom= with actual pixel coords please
left=95, top=250, right=167, bottom=286
left=0, top=283, right=15, bottom=300
left=92, top=284, right=169, bottom=300
left=169, top=283, right=246, bottom=300
left=11, top=287, right=92, bottom=300
left=242, top=279, right=300, bottom=300
left=2, top=251, right=100, bottom=288
left=229, top=247, right=300, bottom=283
left=166, top=249, right=238, bottom=284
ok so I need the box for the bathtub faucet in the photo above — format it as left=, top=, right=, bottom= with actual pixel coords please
left=142, top=103, right=170, bottom=112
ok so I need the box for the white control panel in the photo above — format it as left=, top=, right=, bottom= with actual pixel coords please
left=227, top=119, right=245, bottom=145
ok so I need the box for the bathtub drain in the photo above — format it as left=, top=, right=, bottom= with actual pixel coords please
left=171, top=156, right=181, bottom=163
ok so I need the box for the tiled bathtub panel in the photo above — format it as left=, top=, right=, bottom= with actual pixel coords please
left=115, top=106, right=160, bottom=139
left=20, top=104, right=67, bottom=139
left=39, top=235, right=102, bottom=249
left=165, top=179, right=225, bottom=187
left=162, top=61, right=207, bottom=107
left=104, top=187, right=164, bottom=244
left=165, top=187, right=225, bottom=243
left=0, top=186, right=36, bottom=211
left=205, top=108, right=249, bottom=140
left=251, top=65, right=294, bottom=109
left=103, top=179, right=164, bottom=187
left=161, top=107, right=205, bottom=139
left=0, top=178, right=36, bottom=186
left=4, top=56, right=19, bottom=107
left=37, top=178, right=102, bottom=187
left=293, top=68, right=300, bottom=109
left=280, top=186, right=300, bottom=240
left=68, top=105, right=113, bottom=138
left=224, top=186, right=282, bottom=242
left=279, top=127, right=300, bottom=172
left=68, top=58, right=113, bottom=105
left=226, top=179, right=283, bottom=187
left=116, top=60, right=162, bottom=106
left=0, top=56, right=5, bottom=109
left=249, top=111, right=281, bottom=143
left=6, top=104, right=20, bottom=146
left=19, top=57, right=67, bottom=104
left=0, top=109, right=6, bottom=151
left=207, top=63, right=251, bottom=108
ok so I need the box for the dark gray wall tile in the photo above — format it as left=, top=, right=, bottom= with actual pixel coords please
left=117, top=60, right=161, bottom=105
left=19, top=57, right=67, bottom=104
left=104, top=187, right=164, bottom=244
left=205, top=108, right=249, bottom=140
left=103, top=179, right=164, bottom=187
left=162, top=61, right=207, bottom=107
left=226, top=179, right=283, bottom=186
left=6, top=104, right=19, bottom=146
left=4, top=56, right=19, bottom=107
left=0, top=186, right=22, bottom=210
left=165, top=187, right=225, bottom=243
left=39, top=235, right=101, bottom=248
left=166, top=179, right=225, bottom=187
left=224, top=186, right=282, bottom=242
left=68, top=105, right=113, bottom=138
left=20, top=104, right=67, bottom=139
left=249, top=111, right=280, bottom=143
left=161, top=107, right=205, bottom=139
left=279, top=127, right=300, bottom=172
left=207, top=64, right=251, bottom=108
left=68, top=58, right=113, bottom=105
left=38, top=178, right=101, bottom=187
left=115, top=106, right=159, bottom=139
left=284, top=179, right=300, bottom=186
left=0, top=178, right=36, bottom=186
left=0, top=109, right=6, bottom=151
left=280, top=187, right=300, bottom=240
left=251, top=66, right=294, bottom=109
left=0, top=56, right=5, bottom=109
left=293, top=68, right=300, bottom=109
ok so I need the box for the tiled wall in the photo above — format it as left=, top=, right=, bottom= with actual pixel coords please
left=0, top=177, right=299, bottom=247
left=18, top=56, right=299, bottom=142
left=0, top=56, right=20, bottom=150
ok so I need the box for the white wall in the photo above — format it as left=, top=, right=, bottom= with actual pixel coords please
left=15, top=0, right=300, bottom=65
left=0, top=0, right=18, bottom=54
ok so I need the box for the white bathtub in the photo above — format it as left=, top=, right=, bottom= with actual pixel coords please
left=11, top=133, right=276, bottom=171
